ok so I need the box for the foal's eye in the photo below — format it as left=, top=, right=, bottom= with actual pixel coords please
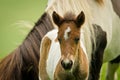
left=58, top=38, right=62, bottom=43
left=74, top=37, right=80, bottom=44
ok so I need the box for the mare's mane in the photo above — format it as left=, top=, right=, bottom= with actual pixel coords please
left=0, top=13, right=54, bottom=80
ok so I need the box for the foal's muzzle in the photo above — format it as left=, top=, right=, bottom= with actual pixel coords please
left=61, top=59, right=73, bottom=70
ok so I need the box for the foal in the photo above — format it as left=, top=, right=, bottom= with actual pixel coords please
left=53, top=11, right=89, bottom=80
left=39, top=11, right=89, bottom=80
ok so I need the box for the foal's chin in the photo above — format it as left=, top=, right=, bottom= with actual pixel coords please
left=54, top=64, right=75, bottom=80
left=54, top=61, right=88, bottom=80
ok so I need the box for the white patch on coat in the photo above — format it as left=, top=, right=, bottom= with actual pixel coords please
left=64, top=27, right=71, bottom=40
left=44, top=29, right=61, bottom=80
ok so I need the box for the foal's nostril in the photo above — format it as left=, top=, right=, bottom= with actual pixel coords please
left=61, top=60, right=73, bottom=70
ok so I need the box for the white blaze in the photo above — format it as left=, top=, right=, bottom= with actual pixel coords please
left=64, top=27, right=71, bottom=40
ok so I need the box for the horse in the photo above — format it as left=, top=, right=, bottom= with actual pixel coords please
left=0, top=13, right=54, bottom=80
left=0, top=0, right=120, bottom=80
left=39, top=0, right=120, bottom=80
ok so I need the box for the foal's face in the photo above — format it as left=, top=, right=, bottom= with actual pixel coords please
left=52, top=11, right=85, bottom=70
left=57, top=22, right=80, bottom=70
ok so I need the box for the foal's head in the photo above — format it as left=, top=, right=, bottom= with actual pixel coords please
left=52, top=11, right=85, bottom=70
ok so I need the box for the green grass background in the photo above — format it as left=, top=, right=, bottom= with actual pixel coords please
left=0, top=0, right=119, bottom=80
left=0, top=0, right=47, bottom=58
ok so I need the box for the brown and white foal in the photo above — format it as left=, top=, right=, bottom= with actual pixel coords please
left=39, top=11, right=89, bottom=80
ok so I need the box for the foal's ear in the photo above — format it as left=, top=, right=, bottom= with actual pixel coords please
left=52, top=11, right=63, bottom=27
left=76, top=11, right=85, bottom=28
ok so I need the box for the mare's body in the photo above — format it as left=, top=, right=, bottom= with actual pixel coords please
left=39, top=0, right=120, bottom=80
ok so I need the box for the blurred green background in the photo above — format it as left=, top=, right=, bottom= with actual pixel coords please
left=0, top=0, right=119, bottom=80
left=0, top=0, right=47, bottom=58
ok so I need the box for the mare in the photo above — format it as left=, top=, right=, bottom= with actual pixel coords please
left=0, top=13, right=54, bottom=80
left=39, top=0, right=120, bottom=80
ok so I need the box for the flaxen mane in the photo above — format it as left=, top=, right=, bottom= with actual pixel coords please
left=0, top=13, right=54, bottom=80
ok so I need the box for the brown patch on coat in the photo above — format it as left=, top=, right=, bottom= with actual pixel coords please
left=39, top=37, right=52, bottom=80
left=88, top=24, right=107, bottom=80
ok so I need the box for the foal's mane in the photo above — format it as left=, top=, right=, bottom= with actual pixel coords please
left=0, top=13, right=54, bottom=80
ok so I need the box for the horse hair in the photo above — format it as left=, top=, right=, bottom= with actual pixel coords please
left=0, top=12, right=54, bottom=80
left=95, top=0, right=104, bottom=5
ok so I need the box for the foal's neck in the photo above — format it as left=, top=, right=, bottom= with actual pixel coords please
left=73, top=43, right=89, bottom=80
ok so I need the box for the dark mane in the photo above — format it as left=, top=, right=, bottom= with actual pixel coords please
left=0, top=13, right=54, bottom=80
